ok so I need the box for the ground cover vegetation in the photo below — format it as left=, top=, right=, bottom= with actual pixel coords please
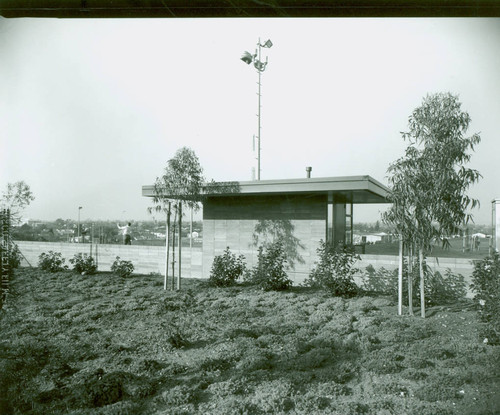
left=1, top=264, right=498, bottom=415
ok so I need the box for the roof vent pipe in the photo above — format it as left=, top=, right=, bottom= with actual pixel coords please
left=306, top=166, right=312, bottom=178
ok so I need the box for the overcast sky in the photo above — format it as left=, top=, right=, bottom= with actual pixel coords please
left=1, top=17, right=499, bottom=224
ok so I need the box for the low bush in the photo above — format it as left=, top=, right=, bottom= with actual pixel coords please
left=111, top=256, right=134, bottom=278
left=245, top=240, right=292, bottom=291
left=38, top=251, right=67, bottom=272
left=209, top=247, right=246, bottom=287
left=470, top=252, right=500, bottom=344
left=8, top=244, right=21, bottom=269
left=69, top=253, right=97, bottom=275
left=304, top=241, right=359, bottom=297
left=361, top=260, right=467, bottom=306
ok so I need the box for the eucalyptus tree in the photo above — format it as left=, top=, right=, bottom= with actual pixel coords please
left=149, top=148, right=241, bottom=290
left=0, top=181, right=35, bottom=225
left=149, top=147, right=204, bottom=290
left=383, top=93, right=481, bottom=317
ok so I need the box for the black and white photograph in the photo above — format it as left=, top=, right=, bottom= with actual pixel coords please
left=1, top=3, right=499, bottom=415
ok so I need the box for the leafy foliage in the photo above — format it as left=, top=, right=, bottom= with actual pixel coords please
left=8, top=245, right=21, bottom=269
left=38, top=251, right=68, bottom=272
left=382, top=93, right=481, bottom=315
left=383, top=93, right=481, bottom=248
left=69, top=253, right=97, bottom=275
left=470, top=252, right=500, bottom=344
left=361, top=263, right=467, bottom=306
left=245, top=240, right=292, bottom=291
left=149, top=147, right=205, bottom=216
left=0, top=181, right=35, bottom=225
left=111, top=256, right=135, bottom=278
left=304, top=241, right=360, bottom=297
left=252, top=219, right=305, bottom=269
left=209, top=247, right=246, bottom=287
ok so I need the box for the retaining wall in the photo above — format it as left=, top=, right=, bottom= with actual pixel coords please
left=15, top=242, right=477, bottom=295
left=15, top=241, right=202, bottom=278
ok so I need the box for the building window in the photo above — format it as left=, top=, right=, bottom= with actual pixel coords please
left=346, top=202, right=353, bottom=245
left=326, top=202, right=353, bottom=246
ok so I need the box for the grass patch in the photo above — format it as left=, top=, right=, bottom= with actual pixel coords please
left=0, top=268, right=498, bottom=414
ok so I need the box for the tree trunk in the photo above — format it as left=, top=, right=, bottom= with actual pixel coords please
left=171, top=210, right=176, bottom=291
left=177, top=202, right=182, bottom=291
left=419, top=247, right=425, bottom=318
left=408, top=244, right=414, bottom=316
left=398, top=237, right=403, bottom=315
left=164, top=203, right=171, bottom=290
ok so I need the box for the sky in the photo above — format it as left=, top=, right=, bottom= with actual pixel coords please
left=1, top=17, right=499, bottom=225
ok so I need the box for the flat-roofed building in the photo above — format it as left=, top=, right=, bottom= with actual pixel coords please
left=142, top=175, right=389, bottom=283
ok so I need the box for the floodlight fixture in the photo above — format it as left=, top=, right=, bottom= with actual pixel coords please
left=240, top=37, right=273, bottom=180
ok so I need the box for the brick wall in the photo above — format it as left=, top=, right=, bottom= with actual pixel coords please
left=15, top=241, right=202, bottom=278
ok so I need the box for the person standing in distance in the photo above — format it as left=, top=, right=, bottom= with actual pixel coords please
left=117, top=222, right=132, bottom=245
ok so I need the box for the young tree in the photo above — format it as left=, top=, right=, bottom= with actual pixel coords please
left=0, top=181, right=35, bottom=224
left=149, top=148, right=241, bottom=290
left=383, top=93, right=481, bottom=317
left=149, top=147, right=204, bottom=290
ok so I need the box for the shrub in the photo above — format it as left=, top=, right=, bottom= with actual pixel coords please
left=209, top=247, right=246, bottom=287
left=38, top=251, right=67, bottom=272
left=111, top=256, right=134, bottom=278
left=245, top=240, right=292, bottom=291
left=470, top=252, right=500, bottom=344
left=69, top=253, right=97, bottom=275
left=8, top=245, right=21, bottom=269
left=425, top=268, right=467, bottom=305
left=361, top=261, right=467, bottom=306
left=304, top=241, right=360, bottom=297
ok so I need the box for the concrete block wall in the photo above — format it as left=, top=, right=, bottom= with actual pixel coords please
left=15, top=241, right=202, bottom=278
left=203, top=194, right=327, bottom=284
left=203, top=218, right=324, bottom=284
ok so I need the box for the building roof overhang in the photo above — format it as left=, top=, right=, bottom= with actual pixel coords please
left=142, top=175, right=389, bottom=204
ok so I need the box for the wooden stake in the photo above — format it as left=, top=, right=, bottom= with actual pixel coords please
left=408, top=244, right=414, bottom=316
left=164, top=203, right=171, bottom=290
left=419, top=248, right=425, bottom=318
left=398, top=237, right=403, bottom=315
left=177, top=203, right=182, bottom=291
left=171, top=209, right=176, bottom=291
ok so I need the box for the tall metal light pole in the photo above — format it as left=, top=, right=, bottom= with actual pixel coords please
left=77, top=206, right=82, bottom=243
left=241, top=38, right=273, bottom=181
